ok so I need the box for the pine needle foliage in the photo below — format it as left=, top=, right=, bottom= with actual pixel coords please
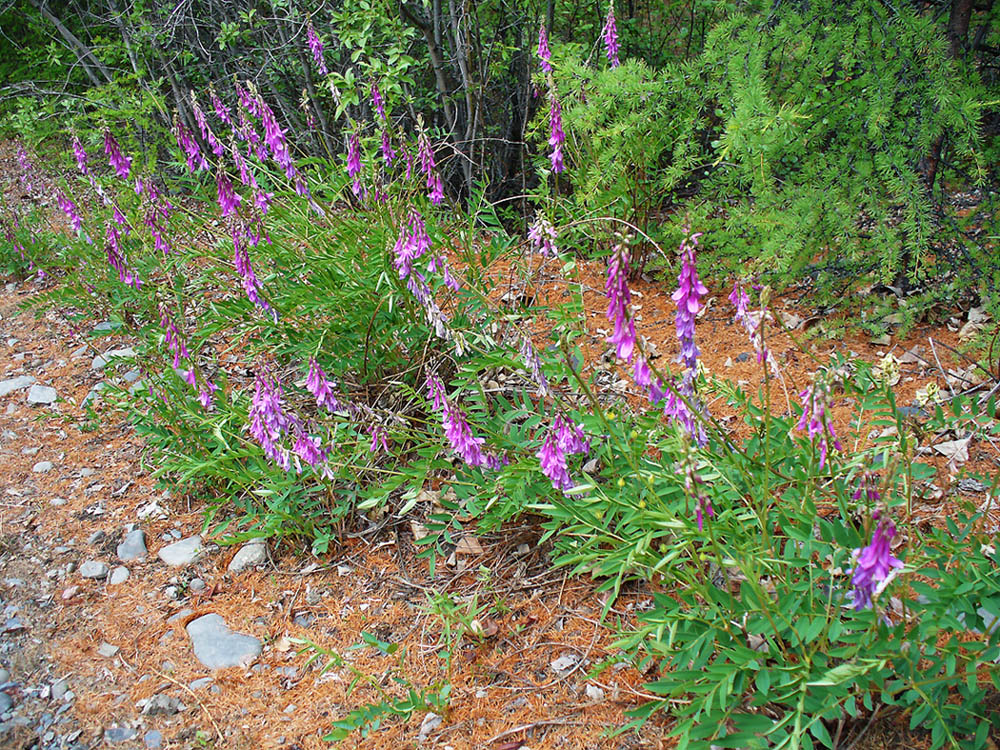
left=555, top=0, right=992, bottom=301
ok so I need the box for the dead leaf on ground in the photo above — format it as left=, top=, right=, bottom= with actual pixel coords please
left=455, top=535, right=483, bottom=555
left=934, top=437, right=971, bottom=466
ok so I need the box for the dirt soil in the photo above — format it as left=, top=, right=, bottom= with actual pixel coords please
left=1, top=140, right=998, bottom=750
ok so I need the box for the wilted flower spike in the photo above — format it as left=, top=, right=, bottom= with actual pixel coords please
left=528, top=216, right=557, bottom=256
left=538, top=25, right=552, bottom=73
left=603, top=3, right=620, bottom=67
left=796, top=372, right=842, bottom=469
left=849, top=512, right=903, bottom=610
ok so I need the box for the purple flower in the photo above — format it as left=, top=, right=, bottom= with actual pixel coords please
left=104, top=222, right=140, bottom=288
left=305, top=358, right=342, bottom=412
left=306, top=21, right=328, bottom=75
left=249, top=372, right=294, bottom=471
left=603, top=3, right=620, bottom=68
left=428, top=172, right=444, bottom=205
left=796, top=372, right=842, bottom=469
left=216, top=172, right=242, bottom=217
left=369, top=425, right=389, bottom=453
left=175, top=119, right=208, bottom=173
left=103, top=130, right=132, bottom=180
left=371, top=82, right=385, bottom=120
left=293, top=430, right=327, bottom=471
left=605, top=242, right=635, bottom=362
left=346, top=130, right=363, bottom=196
left=426, top=376, right=484, bottom=468
left=671, top=232, right=707, bottom=372
left=528, top=216, right=557, bottom=256
left=548, top=94, right=565, bottom=173
left=258, top=96, right=296, bottom=179
left=849, top=513, right=903, bottom=610
left=56, top=193, right=83, bottom=233
left=537, top=414, right=590, bottom=492
left=232, top=222, right=275, bottom=319
left=381, top=130, right=396, bottom=167
left=393, top=209, right=432, bottom=280
left=210, top=87, right=233, bottom=126
left=191, top=94, right=225, bottom=157
left=519, top=337, right=551, bottom=397
left=72, top=137, right=89, bottom=175
left=538, top=25, right=552, bottom=73
left=418, top=131, right=436, bottom=174
left=853, top=472, right=881, bottom=503
left=198, top=381, right=218, bottom=411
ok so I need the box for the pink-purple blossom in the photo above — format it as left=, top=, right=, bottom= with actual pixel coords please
left=605, top=242, right=635, bottom=362
left=537, top=414, right=590, bottom=492
left=346, top=130, right=363, bottom=196
left=371, top=82, right=385, bottom=120
left=306, top=21, right=328, bottom=75
left=216, top=172, right=242, bottom=217
left=305, top=358, right=343, bottom=412
left=426, top=376, right=486, bottom=468
left=849, top=512, right=903, bottom=610
left=72, top=137, right=89, bottom=175
left=175, top=118, right=208, bottom=173
left=56, top=193, right=83, bottom=233
left=381, top=130, right=396, bottom=167
left=548, top=94, right=565, bottom=173
left=538, top=25, right=552, bottom=73
left=249, top=372, right=294, bottom=471
left=602, top=3, right=620, bottom=68
left=103, top=130, right=132, bottom=180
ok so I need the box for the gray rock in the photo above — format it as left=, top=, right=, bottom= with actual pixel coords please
left=91, top=347, right=136, bottom=371
left=158, top=535, right=204, bottom=567
left=49, top=497, right=67, bottom=506
left=117, top=530, right=147, bottom=562
left=32, top=460, right=53, bottom=473
left=109, top=566, right=130, bottom=585
left=186, top=614, right=262, bottom=670
left=123, top=368, right=142, bottom=383
left=50, top=679, right=69, bottom=701
left=79, top=561, right=109, bottom=579
left=227, top=540, right=266, bottom=573
left=418, top=712, right=443, bottom=739
left=0, top=691, right=12, bottom=713
left=142, top=694, right=181, bottom=716
left=0, top=668, right=9, bottom=683
left=189, top=578, right=206, bottom=593
left=26, top=384, right=58, bottom=405
left=98, top=642, right=119, bottom=658
left=88, top=530, right=106, bottom=545
left=104, top=726, right=137, bottom=744
left=0, top=375, right=35, bottom=397
left=144, top=729, right=163, bottom=749
left=188, top=677, right=214, bottom=691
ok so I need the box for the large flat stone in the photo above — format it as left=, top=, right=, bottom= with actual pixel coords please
left=186, top=614, right=261, bottom=670
left=117, top=529, right=147, bottom=561
left=0, top=375, right=35, bottom=397
left=27, top=384, right=57, bottom=405
left=157, top=535, right=204, bottom=567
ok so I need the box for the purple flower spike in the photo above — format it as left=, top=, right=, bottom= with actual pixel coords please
left=306, top=358, right=343, bottom=412
left=56, top=193, right=83, bottom=233
left=346, top=130, right=363, bottom=196
left=175, top=119, right=208, bottom=173
left=428, top=172, right=444, bottom=205
left=72, top=137, right=89, bottom=175
left=103, top=130, right=131, bottom=180
left=548, top=94, right=565, bottom=173
left=605, top=242, right=635, bottom=362
left=537, top=414, right=590, bottom=493
left=371, top=82, right=385, bottom=120
left=306, top=20, right=328, bottom=75
left=426, top=376, right=484, bottom=468
left=380, top=130, right=396, bottom=167
left=671, top=232, right=707, bottom=372
left=216, top=172, right=242, bottom=218
left=538, top=25, right=552, bottom=73
left=730, top=279, right=778, bottom=375
left=249, top=372, right=294, bottom=471
left=849, top=512, right=903, bottom=610
left=603, top=3, right=620, bottom=68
